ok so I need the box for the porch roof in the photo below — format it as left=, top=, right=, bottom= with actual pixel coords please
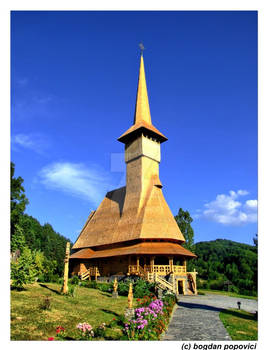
left=69, top=242, right=196, bottom=260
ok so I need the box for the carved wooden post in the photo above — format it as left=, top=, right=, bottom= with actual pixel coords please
left=61, top=242, right=70, bottom=294
left=136, top=256, right=140, bottom=274
left=124, top=282, right=134, bottom=319
left=193, top=269, right=198, bottom=295
left=113, top=277, right=118, bottom=292
left=169, top=256, right=174, bottom=273
left=112, top=277, right=118, bottom=298
left=128, top=283, right=133, bottom=308
left=150, top=256, right=155, bottom=273
left=95, top=267, right=98, bottom=281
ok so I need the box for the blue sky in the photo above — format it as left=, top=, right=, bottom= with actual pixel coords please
left=11, top=11, right=257, bottom=245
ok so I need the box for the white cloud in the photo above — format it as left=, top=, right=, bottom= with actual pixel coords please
left=237, top=190, right=249, bottom=196
left=245, top=199, right=258, bottom=210
left=39, top=162, right=113, bottom=206
left=197, top=190, right=257, bottom=226
left=12, top=133, right=49, bottom=154
left=12, top=134, right=34, bottom=149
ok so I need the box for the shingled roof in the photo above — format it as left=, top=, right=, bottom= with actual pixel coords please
left=72, top=179, right=185, bottom=250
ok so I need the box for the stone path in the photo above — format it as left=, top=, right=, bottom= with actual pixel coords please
left=163, top=294, right=258, bottom=341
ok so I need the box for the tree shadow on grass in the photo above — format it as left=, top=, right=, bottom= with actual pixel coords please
left=100, top=292, right=112, bottom=298
left=221, top=309, right=257, bottom=321
left=11, top=286, right=26, bottom=292
left=39, top=284, right=61, bottom=295
left=101, top=309, right=120, bottom=316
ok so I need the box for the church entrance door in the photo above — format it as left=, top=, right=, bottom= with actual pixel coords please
left=178, top=280, right=184, bottom=294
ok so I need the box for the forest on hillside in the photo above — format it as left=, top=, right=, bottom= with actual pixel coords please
left=11, top=162, right=71, bottom=286
left=193, top=239, right=257, bottom=296
left=175, top=209, right=257, bottom=297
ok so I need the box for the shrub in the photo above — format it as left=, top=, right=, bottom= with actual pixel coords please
left=66, top=284, right=77, bottom=297
left=229, top=284, right=239, bottom=294
left=87, top=280, right=98, bottom=289
left=118, top=281, right=130, bottom=296
left=133, top=279, right=155, bottom=298
left=97, top=282, right=113, bottom=292
left=162, top=292, right=176, bottom=306
left=117, top=279, right=156, bottom=298
left=208, top=278, right=225, bottom=290
left=39, top=296, right=52, bottom=310
left=69, top=275, right=80, bottom=285
left=11, top=246, right=38, bottom=289
left=80, top=280, right=89, bottom=287
left=94, top=322, right=106, bottom=338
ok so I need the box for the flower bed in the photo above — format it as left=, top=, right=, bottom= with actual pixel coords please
left=123, top=293, right=176, bottom=340
left=47, top=293, right=176, bottom=341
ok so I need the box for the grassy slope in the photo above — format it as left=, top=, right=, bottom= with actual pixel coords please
left=219, top=309, right=258, bottom=340
left=11, top=283, right=135, bottom=340
left=198, top=289, right=258, bottom=300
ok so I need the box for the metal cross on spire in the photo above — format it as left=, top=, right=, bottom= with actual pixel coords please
left=139, top=42, right=145, bottom=55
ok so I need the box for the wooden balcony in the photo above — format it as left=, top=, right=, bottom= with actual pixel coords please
left=128, top=264, right=186, bottom=276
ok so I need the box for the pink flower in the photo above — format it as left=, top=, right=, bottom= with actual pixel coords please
left=48, top=337, right=54, bottom=341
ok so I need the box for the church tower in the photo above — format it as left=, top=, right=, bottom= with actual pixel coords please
left=70, top=53, right=197, bottom=295
left=118, top=54, right=166, bottom=212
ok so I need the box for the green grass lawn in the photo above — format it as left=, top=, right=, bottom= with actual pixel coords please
left=11, top=282, right=135, bottom=340
left=219, top=309, right=258, bottom=340
left=198, top=289, right=257, bottom=300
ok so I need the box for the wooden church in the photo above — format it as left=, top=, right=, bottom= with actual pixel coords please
left=70, top=53, right=197, bottom=295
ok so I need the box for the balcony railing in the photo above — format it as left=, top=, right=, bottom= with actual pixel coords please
left=128, top=264, right=186, bottom=275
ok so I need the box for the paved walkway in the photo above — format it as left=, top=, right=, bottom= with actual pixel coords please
left=163, top=294, right=258, bottom=341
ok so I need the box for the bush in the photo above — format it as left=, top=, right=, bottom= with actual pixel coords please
left=116, top=278, right=156, bottom=298
left=162, top=292, right=176, bottom=306
left=11, top=247, right=38, bottom=289
left=208, top=278, right=225, bottom=290
left=118, top=281, right=130, bottom=296
left=80, top=280, right=89, bottom=287
left=37, top=273, right=60, bottom=283
left=133, top=279, right=155, bottom=298
left=229, top=285, right=239, bottom=294
left=87, top=280, right=98, bottom=289
left=69, top=275, right=80, bottom=285
left=97, top=282, right=113, bottom=292
left=66, top=284, right=77, bottom=297
left=80, top=278, right=156, bottom=298
left=39, top=296, right=52, bottom=310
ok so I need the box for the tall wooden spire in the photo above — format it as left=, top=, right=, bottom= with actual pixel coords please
left=118, top=54, right=167, bottom=144
left=134, top=54, right=152, bottom=125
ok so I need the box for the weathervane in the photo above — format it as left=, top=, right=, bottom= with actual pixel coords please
left=139, top=42, right=145, bottom=55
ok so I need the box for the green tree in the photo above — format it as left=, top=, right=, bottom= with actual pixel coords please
left=11, top=162, right=29, bottom=236
left=11, top=247, right=38, bottom=289
left=175, top=208, right=195, bottom=252
left=10, top=224, right=26, bottom=253
left=174, top=208, right=195, bottom=271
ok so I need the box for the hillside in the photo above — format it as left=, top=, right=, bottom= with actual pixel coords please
left=19, top=213, right=72, bottom=275
left=193, top=239, right=257, bottom=296
left=11, top=161, right=71, bottom=280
